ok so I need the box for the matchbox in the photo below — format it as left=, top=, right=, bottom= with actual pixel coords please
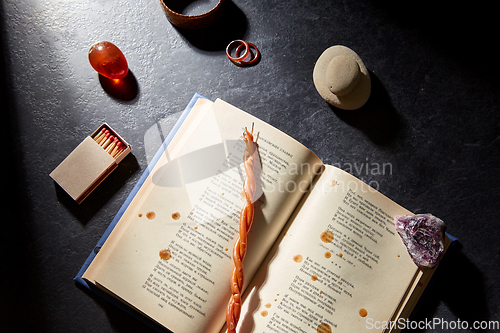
left=50, top=123, right=131, bottom=204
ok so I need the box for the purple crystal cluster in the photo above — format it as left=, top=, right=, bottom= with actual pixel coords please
left=395, top=213, right=446, bottom=268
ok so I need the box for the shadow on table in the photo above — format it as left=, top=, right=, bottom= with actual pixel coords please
left=55, top=153, right=139, bottom=224
left=99, top=70, right=139, bottom=102
left=77, top=283, right=163, bottom=333
left=373, top=0, right=500, bottom=79
left=329, top=71, right=406, bottom=146
left=404, top=243, right=490, bottom=332
left=0, top=1, right=52, bottom=328
left=171, top=0, right=248, bottom=51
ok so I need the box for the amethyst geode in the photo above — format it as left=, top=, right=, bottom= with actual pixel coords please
left=395, top=213, right=446, bottom=268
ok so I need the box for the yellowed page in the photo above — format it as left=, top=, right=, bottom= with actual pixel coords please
left=237, top=165, right=419, bottom=333
left=84, top=98, right=322, bottom=333
left=83, top=98, right=214, bottom=280
left=386, top=235, right=450, bottom=333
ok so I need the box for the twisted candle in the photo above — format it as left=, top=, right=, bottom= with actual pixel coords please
left=226, top=126, right=258, bottom=333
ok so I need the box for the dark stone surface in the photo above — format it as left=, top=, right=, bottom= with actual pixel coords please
left=1, top=0, right=498, bottom=332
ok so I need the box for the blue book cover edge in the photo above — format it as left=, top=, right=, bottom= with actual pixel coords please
left=74, top=93, right=209, bottom=332
left=75, top=92, right=208, bottom=287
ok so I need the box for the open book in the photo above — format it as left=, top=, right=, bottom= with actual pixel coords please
left=77, top=94, right=452, bottom=333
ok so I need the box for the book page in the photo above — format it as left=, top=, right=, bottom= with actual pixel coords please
left=83, top=98, right=322, bottom=333
left=83, top=98, right=214, bottom=281
left=237, top=165, right=420, bottom=333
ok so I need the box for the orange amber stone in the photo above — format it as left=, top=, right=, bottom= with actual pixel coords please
left=88, top=41, right=128, bottom=79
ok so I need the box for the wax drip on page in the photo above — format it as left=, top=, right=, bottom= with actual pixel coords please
left=226, top=125, right=260, bottom=333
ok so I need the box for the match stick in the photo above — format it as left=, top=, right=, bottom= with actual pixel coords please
left=112, top=145, right=125, bottom=159
left=98, top=130, right=110, bottom=145
left=103, top=136, right=115, bottom=150
left=110, top=142, right=122, bottom=157
left=99, top=133, right=110, bottom=146
left=101, top=135, right=114, bottom=149
left=93, top=128, right=106, bottom=142
left=98, top=132, right=110, bottom=146
left=106, top=138, right=119, bottom=154
left=95, top=130, right=107, bottom=145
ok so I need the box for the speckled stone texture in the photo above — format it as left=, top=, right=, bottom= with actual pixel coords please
left=313, top=45, right=370, bottom=110
left=1, top=0, right=499, bottom=332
